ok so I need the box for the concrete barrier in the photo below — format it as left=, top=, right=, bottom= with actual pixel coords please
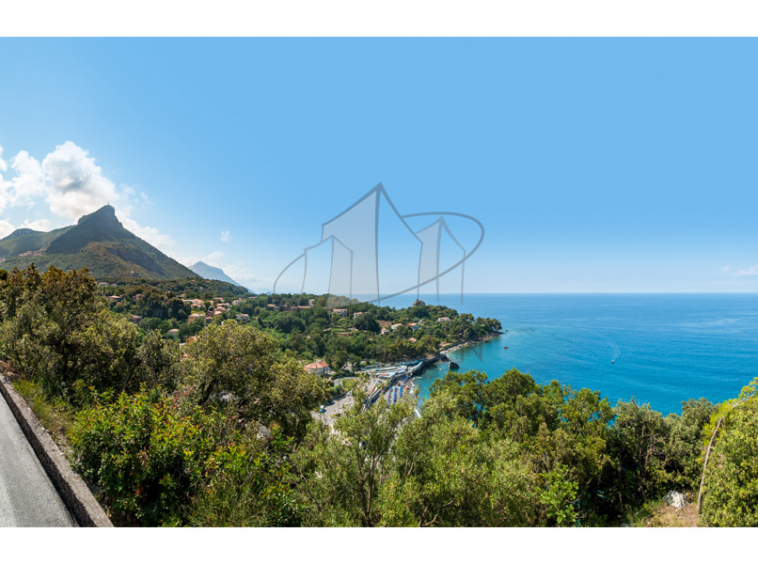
left=0, top=371, right=113, bottom=527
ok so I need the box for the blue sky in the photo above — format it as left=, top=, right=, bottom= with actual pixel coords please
left=1, top=38, right=757, bottom=293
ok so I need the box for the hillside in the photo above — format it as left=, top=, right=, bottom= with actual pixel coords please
left=100, top=276, right=249, bottom=297
left=0, top=205, right=197, bottom=280
left=189, top=261, right=243, bottom=287
left=0, top=226, right=72, bottom=259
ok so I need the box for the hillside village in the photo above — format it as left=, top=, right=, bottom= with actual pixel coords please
left=96, top=280, right=501, bottom=378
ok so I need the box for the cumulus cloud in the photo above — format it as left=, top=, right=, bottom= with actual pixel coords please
left=120, top=215, right=175, bottom=250
left=0, top=218, right=14, bottom=238
left=0, top=140, right=176, bottom=253
left=735, top=266, right=758, bottom=277
left=20, top=218, right=51, bottom=231
left=220, top=230, right=231, bottom=244
left=222, top=261, right=269, bottom=289
left=10, top=151, right=47, bottom=207
left=42, top=141, right=120, bottom=219
left=205, top=250, right=225, bottom=265
left=0, top=146, right=11, bottom=212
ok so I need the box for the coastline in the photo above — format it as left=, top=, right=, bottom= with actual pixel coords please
left=415, top=331, right=502, bottom=378
left=439, top=331, right=501, bottom=357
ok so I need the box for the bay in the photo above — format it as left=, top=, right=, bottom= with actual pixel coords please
left=377, top=293, right=758, bottom=414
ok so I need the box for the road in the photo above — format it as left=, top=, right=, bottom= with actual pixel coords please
left=0, top=392, right=75, bottom=527
left=316, top=393, right=355, bottom=427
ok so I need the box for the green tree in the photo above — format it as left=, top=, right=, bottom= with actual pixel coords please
left=72, top=310, right=142, bottom=393
left=293, top=390, right=414, bottom=526
left=71, top=388, right=221, bottom=526
left=701, top=380, right=758, bottom=526
left=187, top=427, right=301, bottom=527
left=379, top=394, right=538, bottom=526
left=184, top=322, right=327, bottom=440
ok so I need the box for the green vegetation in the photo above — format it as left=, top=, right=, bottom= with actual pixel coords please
left=700, top=381, right=758, bottom=526
left=0, top=205, right=197, bottom=279
left=100, top=277, right=246, bottom=296
left=1, top=265, right=757, bottom=527
left=0, top=226, right=72, bottom=259
left=100, top=284, right=501, bottom=367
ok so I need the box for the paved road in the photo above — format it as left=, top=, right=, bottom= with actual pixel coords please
left=316, top=394, right=355, bottom=427
left=0, top=393, right=75, bottom=527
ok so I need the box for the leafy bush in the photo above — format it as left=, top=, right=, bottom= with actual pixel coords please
left=188, top=428, right=301, bottom=527
left=183, top=323, right=328, bottom=441
left=71, top=388, right=222, bottom=526
left=701, top=380, right=758, bottom=526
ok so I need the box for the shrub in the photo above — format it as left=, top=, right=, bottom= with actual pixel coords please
left=71, top=388, right=221, bottom=526
left=188, top=428, right=301, bottom=527
left=701, top=381, right=758, bottom=526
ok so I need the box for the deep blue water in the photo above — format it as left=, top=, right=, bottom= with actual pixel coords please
left=377, top=293, right=758, bottom=414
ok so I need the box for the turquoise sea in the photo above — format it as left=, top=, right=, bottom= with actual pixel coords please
left=377, top=294, right=758, bottom=414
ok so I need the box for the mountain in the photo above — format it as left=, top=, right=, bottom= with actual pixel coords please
left=0, top=205, right=197, bottom=280
left=189, top=261, right=243, bottom=287
left=0, top=226, right=73, bottom=258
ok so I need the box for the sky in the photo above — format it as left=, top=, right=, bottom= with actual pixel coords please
left=1, top=38, right=758, bottom=293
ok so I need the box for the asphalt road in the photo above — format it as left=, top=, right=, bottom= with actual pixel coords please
left=0, top=393, right=75, bottom=527
left=316, top=393, right=355, bottom=427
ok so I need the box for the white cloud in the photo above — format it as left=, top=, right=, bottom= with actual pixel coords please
left=120, top=215, right=175, bottom=250
left=42, top=141, right=120, bottom=220
left=721, top=265, right=730, bottom=274
left=219, top=230, right=231, bottom=244
left=10, top=151, right=46, bottom=208
left=222, top=261, right=269, bottom=289
left=0, top=140, right=177, bottom=254
left=0, top=218, right=14, bottom=238
left=0, top=216, right=48, bottom=239
left=20, top=218, right=50, bottom=231
left=0, top=145, right=11, bottom=212
left=205, top=250, right=225, bottom=265
left=735, top=266, right=758, bottom=277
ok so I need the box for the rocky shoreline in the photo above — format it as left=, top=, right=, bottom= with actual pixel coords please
left=415, top=331, right=502, bottom=377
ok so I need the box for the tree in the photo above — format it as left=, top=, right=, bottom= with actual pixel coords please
left=293, top=390, right=414, bottom=526
left=72, top=310, right=142, bottom=393
left=380, top=394, right=538, bottom=526
left=701, top=380, right=758, bottom=526
left=606, top=399, right=672, bottom=514
left=184, top=322, right=327, bottom=440
left=187, top=427, right=301, bottom=527
left=664, top=398, right=714, bottom=491
left=0, top=266, right=105, bottom=396
left=354, top=313, right=379, bottom=333
left=138, top=329, right=183, bottom=391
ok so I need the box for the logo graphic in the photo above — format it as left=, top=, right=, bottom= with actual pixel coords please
left=274, top=183, right=484, bottom=304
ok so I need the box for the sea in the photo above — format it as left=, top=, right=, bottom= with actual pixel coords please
left=375, top=293, right=758, bottom=415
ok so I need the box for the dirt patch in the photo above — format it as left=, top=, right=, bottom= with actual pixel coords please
left=643, top=502, right=700, bottom=527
